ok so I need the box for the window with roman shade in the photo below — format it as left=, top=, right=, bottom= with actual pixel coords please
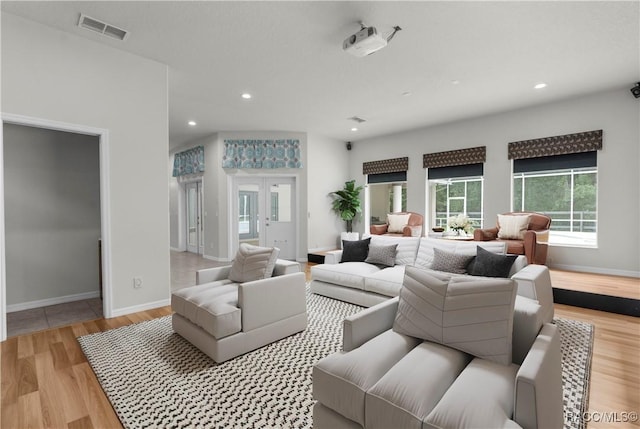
left=363, top=157, right=409, bottom=225
left=509, top=129, right=602, bottom=247
left=424, top=147, right=486, bottom=230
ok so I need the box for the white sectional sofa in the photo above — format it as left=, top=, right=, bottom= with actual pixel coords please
left=310, top=235, right=555, bottom=323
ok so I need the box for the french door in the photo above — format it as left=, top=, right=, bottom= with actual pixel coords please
left=185, top=181, right=203, bottom=254
left=234, top=177, right=296, bottom=260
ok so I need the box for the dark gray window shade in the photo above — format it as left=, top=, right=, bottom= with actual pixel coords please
left=427, top=163, right=484, bottom=180
left=368, top=171, right=407, bottom=184
left=513, top=151, right=597, bottom=173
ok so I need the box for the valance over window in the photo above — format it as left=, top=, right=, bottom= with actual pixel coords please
left=222, top=139, right=302, bottom=169
left=423, top=146, right=486, bottom=169
left=172, top=146, right=205, bottom=177
left=363, top=157, right=409, bottom=175
left=507, top=130, right=602, bottom=160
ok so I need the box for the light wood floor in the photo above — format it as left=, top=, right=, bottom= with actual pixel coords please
left=2, top=254, right=639, bottom=428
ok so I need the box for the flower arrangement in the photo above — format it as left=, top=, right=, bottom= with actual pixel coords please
left=448, top=214, right=474, bottom=234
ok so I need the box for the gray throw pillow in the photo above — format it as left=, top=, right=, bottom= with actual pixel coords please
left=430, top=248, right=475, bottom=274
left=469, top=246, right=517, bottom=278
left=393, top=266, right=517, bottom=365
left=341, top=238, right=371, bottom=263
left=228, top=243, right=280, bottom=283
left=365, top=243, right=398, bottom=267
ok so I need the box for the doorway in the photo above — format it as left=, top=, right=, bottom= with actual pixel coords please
left=233, top=177, right=296, bottom=260
left=185, top=181, right=203, bottom=254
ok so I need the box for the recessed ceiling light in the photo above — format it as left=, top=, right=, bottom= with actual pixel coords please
left=402, top=91, right=412, bottom=97
left=351, top=127, right=358, bottom=132
left=188, top=120, right=197, bottom=126
left=534, top=82, right=547, bottom=89
left=451, top=80, right=461, bottom=85
left=241, top=93, right=252, bottom=99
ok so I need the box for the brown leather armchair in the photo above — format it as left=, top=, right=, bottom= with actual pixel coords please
left=473, top=212, right=551, bottom=265
left=370, top=212, right=424, bottom=237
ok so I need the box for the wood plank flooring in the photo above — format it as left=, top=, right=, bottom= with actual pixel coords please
left=1, top=259, right=638, bottom=428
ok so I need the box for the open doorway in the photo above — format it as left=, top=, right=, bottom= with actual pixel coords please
left=185, top=181, right=203, bottom=254
left=0, top=115, right=111, bottom=341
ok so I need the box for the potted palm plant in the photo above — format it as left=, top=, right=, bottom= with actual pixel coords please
left=330, top=180, right=363, bottom=242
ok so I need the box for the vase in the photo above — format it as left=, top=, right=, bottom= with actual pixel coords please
left=457, top=229, right=466, bottom=236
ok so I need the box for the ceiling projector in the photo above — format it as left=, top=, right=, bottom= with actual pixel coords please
left=343, top=26, right=388, bottom=57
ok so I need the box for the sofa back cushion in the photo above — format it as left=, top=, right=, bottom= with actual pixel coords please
left=393, top=266, right=517, bottom=365
left=229, top=243, right=280, bottom=283
left=415, top=238, right=506, bottom=270
left=370, top=235, right=420, bottom=266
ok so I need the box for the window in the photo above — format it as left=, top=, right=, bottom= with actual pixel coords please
left=512, top=152, right=597, bottom=247
left=367, top=171, right=408, bottom=225
left=431, top=177, right=483, bottom=229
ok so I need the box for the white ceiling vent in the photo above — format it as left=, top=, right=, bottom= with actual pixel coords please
left=78, top=14, right=128, bottom=41
left=348, top=116, right=367, bottom=123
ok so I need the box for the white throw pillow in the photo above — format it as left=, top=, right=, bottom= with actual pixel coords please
left=393, top=266, right=517, bottom=365
left=497, top=214, right=531, bottom=240
left=387, top=213, right=411, bottom=233
left=228, top=243, right=280, bottom=283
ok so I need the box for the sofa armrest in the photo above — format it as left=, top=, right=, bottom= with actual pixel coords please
left=196, top=265, right=232, bottom=285
left=273, top=259, right=301, bottom=276
left=238, top=272, right=307, bottom=332
left=511, top=264, right=554, bottom=323
left=323, top=250, right=343, bottom=264
left=514, top=323, right=563, bottom=429
left=370, top=224, right=389, bottom=235
left=343, top=297, right=399, bottom=352
left=473, top=227, right=499, bottom=241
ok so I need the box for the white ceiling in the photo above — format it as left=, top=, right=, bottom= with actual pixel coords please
left=2, top=1, right=639, bottom=150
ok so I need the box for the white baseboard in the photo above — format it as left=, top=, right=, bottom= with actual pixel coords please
left=110, top=298, right=171, bottom=318
left=170, top=246, right=184, bottom=252
left=202, top=254, right=231, bottom=263
left=7, top=290, right=101, bottom=313
left=549, top=263, right=640, bottom=279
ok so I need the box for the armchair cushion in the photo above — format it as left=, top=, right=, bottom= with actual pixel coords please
left=393, top=266, right=517, bottom=365
left=387, top=213, right=411, bottom=233
left=497, top=214, right=531, bottom=240
left=229, top=243, right=279, bottom=283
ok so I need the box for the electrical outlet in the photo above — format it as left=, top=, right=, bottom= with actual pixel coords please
left=133, top=276, right=143, bottom=288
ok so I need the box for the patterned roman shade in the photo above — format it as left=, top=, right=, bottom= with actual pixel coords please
left=508, top=130, right=603, bottom=160
left=423, top=146, right=486, bottom=168
left=222, top=139, right=302, bottom=169
left=362, top=157, right=409, bottom=175
left=172, top=146, right=205, bottom=177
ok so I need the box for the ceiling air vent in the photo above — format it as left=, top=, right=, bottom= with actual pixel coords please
left=348, top=116, right=367, bottom=123
left=78, top=14, right=129, bottom=41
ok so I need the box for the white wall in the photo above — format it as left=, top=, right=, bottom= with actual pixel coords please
left=4, top=125, right=100, bottom=307
left=306, top=134, right=351, bottom=251
left=349, top=88, right=640, bottom=276
left=2, top=13, right=171, bottom=313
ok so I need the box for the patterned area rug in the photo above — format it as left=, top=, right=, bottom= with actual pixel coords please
left=78, top=292, right=593, bottom=429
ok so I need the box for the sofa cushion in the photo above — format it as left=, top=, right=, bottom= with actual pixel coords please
left=311, top=262, right=381, bottom=290
left=366, top=341, right=472, bottom=429
left=498, top=214, right=531, bottom=240
left=469, top=246, right=518, bottom=278
left=341, top=238, right=371, bottom=263
left=312, top=329, right=421, bottom=426
left=424, top=358, right=519, bottom=429
left=393, top=266, right=517, bottom=365
left=365, top=243, right=397, bottom=267
left=228, top=243, right=279, bottom=283
left=364, top=266, right=406, bottom=297
left=414, top=238, right=507, bottom=270
left=387, top=213, right=411, bottom=233
left=370, top=235, right=420, bottom=266
left=171, top=283, right=241, bottom=339
left=431, top=248, right=475, bottom=274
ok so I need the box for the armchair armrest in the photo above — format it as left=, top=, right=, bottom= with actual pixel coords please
left=511, top=264, right=554, bottom=323
left=474, top=227, right=499, bottom=241
left=370, top=224, right=389, bottom=235
left=343, top=297, right=399, bottom=352
left=514, top=323, right=563, bottom=429
left=238, top=272, right=306, bottom=332
left=196, top=265, right=232, bottom=285
left=403, top=225, right=423, bottom=237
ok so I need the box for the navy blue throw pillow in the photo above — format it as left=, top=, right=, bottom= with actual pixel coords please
left=469, top=246, right=517, bottom=278
left=341, top=238, right=371, bottom=263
